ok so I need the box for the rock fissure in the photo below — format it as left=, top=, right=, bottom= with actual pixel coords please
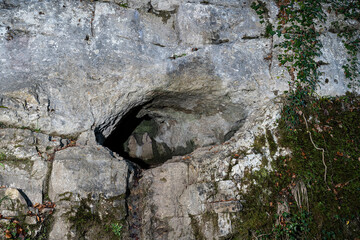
left=90, top=3, right=96, bottom=37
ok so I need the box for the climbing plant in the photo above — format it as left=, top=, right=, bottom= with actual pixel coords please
left=328, top=0, right=360, bottom=85
left=274, top=0, right=326, bottom=127
left=235, top=1, right=360, bottom=239
left=252, top=0, right=359, bottom=127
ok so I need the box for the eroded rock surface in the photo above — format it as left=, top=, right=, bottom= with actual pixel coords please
left=0, top=0, right=359, bottom=239
left=127, top=102, right=283, bottom=239
left=0, top=128, right=61, bottom=204
left=48, top=146, right=131, bottom=240
left=0, top=188, right=28, bottom=218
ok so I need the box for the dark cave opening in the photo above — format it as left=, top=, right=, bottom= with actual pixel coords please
left=96, top=99, right=197, bottom=170
left=101, top=105, right=152, bottom=169
left=95, top=93, right=247, bottom=170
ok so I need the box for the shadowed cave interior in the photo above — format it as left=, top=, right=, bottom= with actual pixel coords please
left=102, top=105, right=153, bottom=169
left=96, top=93, right=246, bottom=169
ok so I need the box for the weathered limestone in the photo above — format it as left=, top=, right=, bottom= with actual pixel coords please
left=49, top=146, right=129, bottom=201
left=48, top=146, right=131, bottom=239
left=0, top=188, right=28, bottom=218
left=0, top=0, right=358, bottom=239
left=0, top=128, right=62, bottom=204
left=130, top=101, right=282, bottom=239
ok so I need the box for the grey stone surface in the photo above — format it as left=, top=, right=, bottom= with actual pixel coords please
left=49, top=145, right=129, bottom=201
left=48, top=145, right=131, bottom=239
left=0, top=0, right=356, bottom=153
left=0, top=0, right=358, bottom=239
left=0, top=188, right=28, bottom=218
left=0, top=0, right=275, bottom=139
left=0, top=128, right=63, bottom=204
left=0, top=0, right=357, bottom=137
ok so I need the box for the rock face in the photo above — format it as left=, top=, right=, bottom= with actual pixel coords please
left=127, top=102, right=283, bottom=239
left=48, top=146, right=131, bottom=240
left=0, top=188, right=28, bottom=218
left=0, top=0, right=358, bottom=239
left=0, top=128, right=58, bottom=204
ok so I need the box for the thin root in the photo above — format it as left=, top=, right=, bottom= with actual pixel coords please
left=302, top=114, right=329, bottom=189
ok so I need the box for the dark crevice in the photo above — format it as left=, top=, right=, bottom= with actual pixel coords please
left=242, top=35, right=260, bottom=40
left=101, top=104, right=152, bottom=169
left=153, top=42, right=166, bottom=47
left=147, top=3, right=177, bottom=24
left=17, top=188, right=33, bottom=207
left=95, top=98, right=196, bottom=169
left=211, top=34, right=230, bottom=44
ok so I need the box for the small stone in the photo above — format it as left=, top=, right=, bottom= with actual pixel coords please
left=5, top=188, right=21, bottom=200
left=25, top=216, right=37, bottom=225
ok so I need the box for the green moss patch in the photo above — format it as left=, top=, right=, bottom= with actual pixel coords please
left=66, top=194, right=127, bottom=240
left=235, top=93, right=360, bottom=239
left=189, top=215, right=206, bottom=240
left=251, top=129, right=278, bottom=157
left=0, top=152, right=33, bottom=172
left=266, top=129, right=277, bottom=157
left=31, top=214, right=55, bottom=240
left=252, top=134, right=266, bottom=154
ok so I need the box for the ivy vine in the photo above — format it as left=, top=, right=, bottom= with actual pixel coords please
left=240, top=2, right=360, bottom=239
left=251, top=0, right=360, bottom=127
left=328, top=0, right=360, bottom=84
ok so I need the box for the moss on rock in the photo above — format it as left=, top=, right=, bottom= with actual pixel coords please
left=252, top=134, right=266, bottom=154
left=66, top=194, right=127, bottom=240
left=235, top=93, right=360, bottom=239
left=0, top=152, right=33, bottom=172
left=265, top=129, right=277, bottom=157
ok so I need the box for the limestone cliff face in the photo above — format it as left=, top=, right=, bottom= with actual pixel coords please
left=0, top=0, right=358, bottom=239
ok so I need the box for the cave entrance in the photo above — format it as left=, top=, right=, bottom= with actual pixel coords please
left=102, top=105, right=153, bottom=169
left=96, top=92, right=247, bottom=169
left=100, top=101, right=197, bottom=169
